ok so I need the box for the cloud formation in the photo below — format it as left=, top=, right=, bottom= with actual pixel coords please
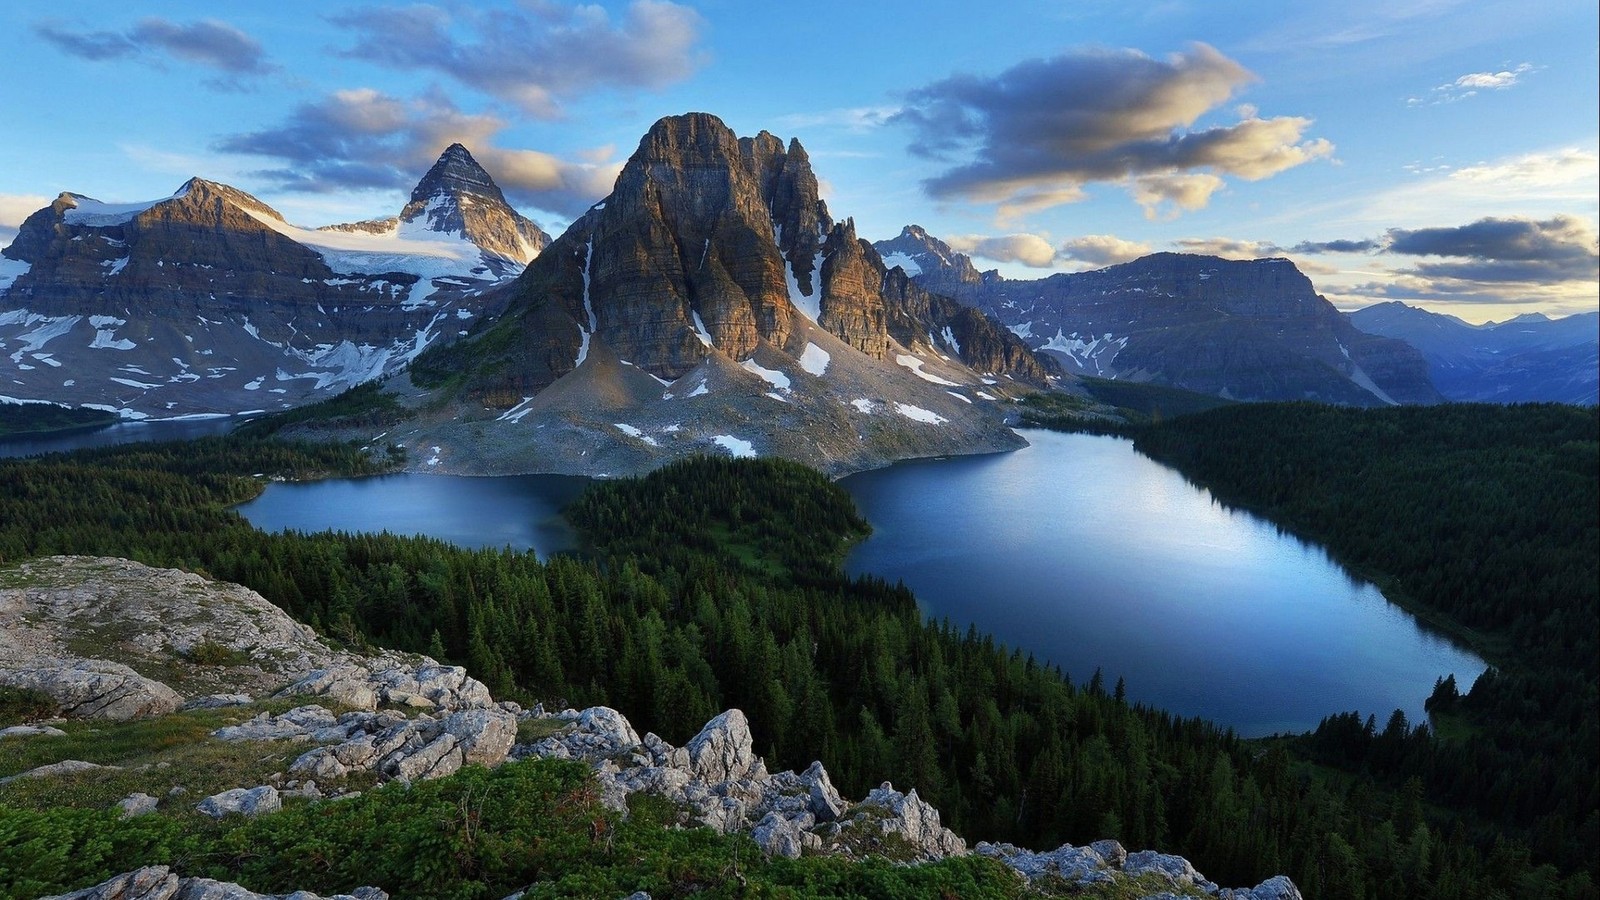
left=894, top=43, right=1332, bottom=221
left=1057, top=234, right=1153, bottom=267
left=0, top=194, right=51, bottom=250
left=1290, top=238, right=1380, bottom=254
left=1385, top=215, right=1599, bottom=283
left=1172, top=237, right=1285, bottom=259
left=216, top=89, right=620, bottom=217
left=944, top=233, right=1059, bottom=267
left=34, top=17, right=276, bottom=86
left=329, top=1, right=704, bottom=118
left=1410, top=63, right=1534, bottom=105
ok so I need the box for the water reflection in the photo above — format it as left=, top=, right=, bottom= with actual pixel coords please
left=841, top=429, right=1486, bottom=736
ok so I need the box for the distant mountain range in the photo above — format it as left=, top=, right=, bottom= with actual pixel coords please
left=9, top=109, right=1592, bottom=474
left=874, top=226, right=1441, bottom=406
left=1348, top=302, right=1597, bottom=406
left=0, top=145, right=546, bottom=419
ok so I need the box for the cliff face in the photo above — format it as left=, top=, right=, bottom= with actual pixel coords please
left=468, top=113, right=1054, bottom=400
left=400, top=113, right=1053, bottom=478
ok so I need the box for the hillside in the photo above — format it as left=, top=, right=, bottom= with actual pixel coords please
left=1, top=555, right=1300, bottom=900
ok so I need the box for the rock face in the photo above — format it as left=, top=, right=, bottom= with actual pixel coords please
left=1350, top=302, right=1599, bottom=405
left=0, top=146, right=543, bottom=418
left=393, top=143, right=549, bottom=277
left=400, top=113, right=1052, bottom=478
left=449, top=113, right=1048, bottom=395
left=874, top=224, right=988, bottom=295
left=874, top=233, right=1442, bottom=406
left=39, top=866, right=388, bottom=900
left=0, top=556, right=496, bottom=719
left=1, top=556, right=345, bottom=704
left=0, top=659, right=181, bottom=721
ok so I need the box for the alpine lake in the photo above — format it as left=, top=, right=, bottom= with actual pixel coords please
left=5, top=423, right=1485, bottom=737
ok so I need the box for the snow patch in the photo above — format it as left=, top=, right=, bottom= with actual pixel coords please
left=976, top=391, right=998, bottom=401
left=687, top=380, right=710, bottom=398
left=850, top=398, right=874, bottom=414
left=614, top=423, right=660, bottom=446
left=8, top=314, right=82, bottom=363
left=690, top=310, right=714, bottom=347
left=497, top=397, right=536, bottom=423
left=711, top=435, right=756, bottom=458
left=941, top=326, right=962, bottom=355
left=893, top=403, right=948, bottom=425
left=109, top=377, right=161, bottom=389
left=799, top=342, right=830, bottom=376
left=90, top=330, right=137, bottom=350
left=1006, top=321, right=1033, bottom=339
left=62, top=190, right=180, bottom=226
left=741, top=359, right=791, bottom=391
left=880, top=251, right=922, bottom=277
left=895, top=353, right=960, bottom=386
left=946, top=390, right=972, bottom=404
left=0, top=255, right=33, bottom=292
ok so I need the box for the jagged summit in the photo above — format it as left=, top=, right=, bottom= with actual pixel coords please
left=396, top=143, right=550, bottom=270
left=401, top=111, right=1054, bottom=477
left=874, top=224, right=986, bottom=292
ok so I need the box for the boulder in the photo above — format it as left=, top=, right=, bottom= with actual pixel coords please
left=117, top=793, right=160, bottom=818
left=277, top=666, right=378, bottom=711
left=801, top=761, right=844, bottom=822
left=0, top=659, right=181, bottom=720
left=196, top=786, right=281, bottom=818
left=213, top=706, right=339, bottom=742
left=440, top=708, right=517, bottom=767
left=685, top=709, right=761, bottom=783
left=0, top=724, right=67, bottom=739
left=0, top=759, right=120, bottom=785
left=852, top=782, right=967, bottom=860
left=40, top=866, right=390, bottom=900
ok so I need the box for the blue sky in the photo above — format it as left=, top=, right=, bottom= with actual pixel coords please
left=1, top=0, right=1594, bottom=322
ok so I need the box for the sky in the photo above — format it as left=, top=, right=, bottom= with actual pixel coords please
left=1, top=0, right=1595, bottom=323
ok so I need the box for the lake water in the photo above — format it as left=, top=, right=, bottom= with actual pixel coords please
left=219, top=428, right=1482, bottom=736
left=235, top=473, right=589, bottom=554
left=840, top=430, right=1485, bottom=735
left=0, top=417, right=238, bottom=459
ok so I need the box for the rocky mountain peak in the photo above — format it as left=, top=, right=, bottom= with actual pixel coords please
left=873, top=224, right=984, bottom=290
left=399, top=143, right=549, bottom=268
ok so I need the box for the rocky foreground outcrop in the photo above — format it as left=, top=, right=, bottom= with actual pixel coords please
left=3, top=558, right=1301, bottom=899
left=41, top=866, right=387, bottom=900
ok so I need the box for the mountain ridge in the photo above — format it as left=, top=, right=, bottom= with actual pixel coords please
left=392, top=112, right=1053, bottom=478
left=873, top=230, right=1441, bottom=406
left=1349, top=300, right=1598, bottom=405
left=0, top=147, right=547, bottom=418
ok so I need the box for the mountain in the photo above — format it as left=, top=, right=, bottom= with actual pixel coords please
left=1349, top=301, right=1598, bottom=405
left=873, top=232, right=1441, bottom=406
left=0, top=146, right=546, bottom=419
left=399, top=113, right=1056, bottom=477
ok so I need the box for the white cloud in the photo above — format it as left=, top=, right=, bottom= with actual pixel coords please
left=1409, top=62, right=1534, bottom=105
left=896, top=43, right=1332, bottom=221
left=945, top=232, right=1059, bottom=267
left=1057, top=234, right=1153, bottom=267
